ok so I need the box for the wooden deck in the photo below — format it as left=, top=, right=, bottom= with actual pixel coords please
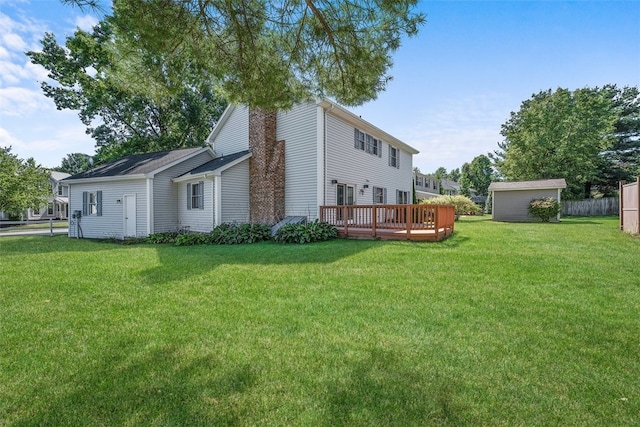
left=320, top=204, right=455, bottom=241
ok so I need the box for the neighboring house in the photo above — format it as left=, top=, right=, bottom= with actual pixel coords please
left=414, top=172, right=440, bottom=200
left=63, top=100, right=418, bottom=239
left=28, top=171, right=70, bottom=220
left=440, top=178, right=460, bottom=196
left=488, top=179, right=567, bottom=222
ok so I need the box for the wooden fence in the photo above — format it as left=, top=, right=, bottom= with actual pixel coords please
left=562, top=197, right=619, bottom=216
left=620, top=177, right=640, bottom=235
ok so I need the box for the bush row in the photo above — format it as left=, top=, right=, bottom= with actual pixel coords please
left=146, top=220, right=338, bottom=246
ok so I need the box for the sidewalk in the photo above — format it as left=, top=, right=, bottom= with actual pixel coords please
left=0, top=228, right=68, bottom=237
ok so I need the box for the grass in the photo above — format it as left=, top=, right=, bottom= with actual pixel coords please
left=1, top=216, right=638, bottom=426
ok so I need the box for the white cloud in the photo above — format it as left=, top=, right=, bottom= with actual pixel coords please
left=2, top=32, right=27, bottom=51
left=400, top=95, right=512, bottom=173
left=74, top=14, right=98, bottom=31
left=0, top=126, right=23, bottom=148
left=0, top=86, right=51, bottom=116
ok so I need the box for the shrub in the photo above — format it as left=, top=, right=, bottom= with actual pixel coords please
left=420, top=195, right=481, bottom=218
left=174, top=232, right=210, bottom=246
left=146, top=231, right=180, bottom=244
left=273, top=220, right=338, bottom=244
left=528, top=197, right=561, bottom=222
left=209, top=223, right=271, bottom=245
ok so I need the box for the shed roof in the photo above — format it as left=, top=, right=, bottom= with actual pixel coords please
left=488, top=179, right=567, bottom=191
left=64, top=147, right=206, bottom=181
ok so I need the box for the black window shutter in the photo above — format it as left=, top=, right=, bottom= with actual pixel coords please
left=187, top=183, right=192, bottom=210
left=96, top=191, right=102, bottom=216
left=354, top=128, right=359, bottom=149
left=82, top=191, right=88, bottom=216
left=199, top=181, right=204, bottom=210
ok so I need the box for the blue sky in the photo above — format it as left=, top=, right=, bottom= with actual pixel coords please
left=1, top=0, right=639, bottom=174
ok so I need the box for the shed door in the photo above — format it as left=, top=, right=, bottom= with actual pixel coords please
left=124, top=194, right=137, bottom=237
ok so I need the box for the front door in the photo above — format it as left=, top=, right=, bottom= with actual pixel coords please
left=336, top=184, right=354, bottom=221
left=124, top=194, right=136, bottom=237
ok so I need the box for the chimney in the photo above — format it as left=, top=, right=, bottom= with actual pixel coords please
left=248, top=108, right=285, bottom=224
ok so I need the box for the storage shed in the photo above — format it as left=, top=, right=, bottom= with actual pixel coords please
left=488, top=179, right=567, bottom=222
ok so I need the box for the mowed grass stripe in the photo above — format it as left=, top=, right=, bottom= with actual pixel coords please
left=1, top=216, right=638, bottom=425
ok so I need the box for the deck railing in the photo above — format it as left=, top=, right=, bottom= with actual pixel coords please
left=319, top=204, right=456, bottom=240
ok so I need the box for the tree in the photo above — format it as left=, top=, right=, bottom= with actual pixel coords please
left=56, top=153, right=93, bottom=175
left=459, top=154, right=493, bottom=196
left=27, top=21, right=227, bottom=165
left=594, top=85, right=640, bottom=195
left=458, top=162, right=472, bottom=196
left=448, top=168, right=461, bottom=182
left=64, top=0, right=425, bottom=110
left=492, top=87, right=617, bottom=199
left=0, top=147, right=51, bottom=219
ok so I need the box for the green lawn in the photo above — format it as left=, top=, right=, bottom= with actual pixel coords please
left=1, top=216, right=638, bottom=426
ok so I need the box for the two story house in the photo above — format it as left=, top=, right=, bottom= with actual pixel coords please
left=414, top=172, right=440, bottom=200
left=28, top=171, right=70, bottom=220
left=63, top=100, right=418, bottom=239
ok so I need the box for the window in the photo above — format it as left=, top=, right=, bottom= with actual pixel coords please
left=366, top=135, right=381, bottom=156
left=354, top=129, right=365, bottom=151
left=373, top=187, right=387, bottom=204
left=415, top=176, right=424, bottom=187
left=187, top=181, right=204, bottom=210
left=47, top=203, right=54, bottom=215
left=354, top=128, right=382, bottom=157
left=57, top=185, right=64, bottom=196
left=82, top=191, right=102, bottom=216
left=396, top=190, right=410, bottom=204
left=389, top=146, right=399, bottom=168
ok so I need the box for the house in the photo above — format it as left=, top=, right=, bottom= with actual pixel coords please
left=413, top=172, right=440, bottom=200
left=28, top=171, right=70, bottom=220
left=63, top=100, right=418, bottom=239
left=488, top=179, right=567, bottom=222
left=440, top=178, right=460, bottom=196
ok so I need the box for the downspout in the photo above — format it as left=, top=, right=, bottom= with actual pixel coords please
left=317, top=105, right=326, bottom=215
left=146, top=178, right=154, bottom=235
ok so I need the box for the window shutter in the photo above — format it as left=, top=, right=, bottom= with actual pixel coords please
left=187, top=183, right=192, bottom=210
left=383, top=188, right=387, bottom=204
left=378, top=140, right=382, bottom=157
left=388, top=146, right=392, bottom=167
left=396, top=151, right=400, bottom=169
left=96, top=191, right=102, bottom=216
left=199, top=181, right=204, bottom=210
left=354, top=128, right=359, bottom=149
left=82, top=191, right=88, bottom=216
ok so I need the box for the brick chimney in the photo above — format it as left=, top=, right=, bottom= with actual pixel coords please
left=248, top=108, right=285, bottom=224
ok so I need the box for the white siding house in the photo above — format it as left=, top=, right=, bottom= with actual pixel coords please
left=62, top=100, right=418, bottom=239
left=209, top=100, right=418, bottom=220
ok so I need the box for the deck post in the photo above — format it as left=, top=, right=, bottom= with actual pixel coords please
left=406, top=204, right=412, bottom=238
left=343, top=206, right=348, bottom=235
left=372, top=206, right=377, bottom=238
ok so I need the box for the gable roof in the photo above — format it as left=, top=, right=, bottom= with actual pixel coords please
left=488, top=179, right=567, bottom=191
left=440, top=178, right=460, bottom=191
left=64, top=147, right=211, bottom=183
left=207, top=100, right=420, bottom=156
left=50, top=171, right=70, bottom=182
left=173, top=150, right=251, bottom=182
